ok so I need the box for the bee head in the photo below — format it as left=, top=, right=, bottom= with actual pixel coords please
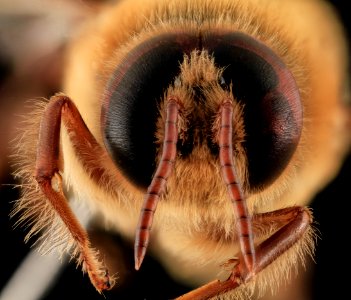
left=102, top=31, right=302, bottom=193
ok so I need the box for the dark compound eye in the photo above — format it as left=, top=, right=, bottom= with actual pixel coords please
left=203, top=32, right=302, bottom=190
left=101, top=34, right=198, bottom=188
left=101, top=31, right=302, bottom=191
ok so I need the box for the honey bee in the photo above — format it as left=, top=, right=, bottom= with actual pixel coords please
left=11, top=0, right=350, bottom=299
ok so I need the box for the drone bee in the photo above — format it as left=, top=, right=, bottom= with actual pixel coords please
left=12, top=0, right=350, bottom=299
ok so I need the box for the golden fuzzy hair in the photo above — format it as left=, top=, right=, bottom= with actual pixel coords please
left=11, top=0, right=350, bottom=298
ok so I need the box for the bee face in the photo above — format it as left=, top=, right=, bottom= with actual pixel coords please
left=12, top=0, right=350, bottom=297
left=101, top=30, right=302, bottom=190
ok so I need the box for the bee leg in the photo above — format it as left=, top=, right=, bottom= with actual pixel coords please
left=232, top=206, right=313, bottom=282
left=176, top=206, right=312, bottom=300
left=34, top=93, right=113, bottom=292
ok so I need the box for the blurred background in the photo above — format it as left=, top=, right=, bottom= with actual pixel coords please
left=0, top=0, right=350, bottom=299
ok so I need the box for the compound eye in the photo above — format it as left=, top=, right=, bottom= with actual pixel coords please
left=205, top=33, right=303, bottom=190
left=101, top=34, right=195, bottom=188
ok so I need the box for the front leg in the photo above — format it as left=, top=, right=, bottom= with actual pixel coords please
left=15, top=94, right=116, bottom=292
left=177, top=206, right=313, bottom=300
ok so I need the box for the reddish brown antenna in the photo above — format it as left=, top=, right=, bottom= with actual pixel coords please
left=134, top=97, right=180, bottom=270
left=218, top=100, right=256, bottom=273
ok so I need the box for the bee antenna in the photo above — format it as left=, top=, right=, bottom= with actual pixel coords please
left=218, top=99, right=256, bottom=272
left=134, top=97, right=180, bottom=270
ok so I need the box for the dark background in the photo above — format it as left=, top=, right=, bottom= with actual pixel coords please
left=0, top=1, right=350, bottom=299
